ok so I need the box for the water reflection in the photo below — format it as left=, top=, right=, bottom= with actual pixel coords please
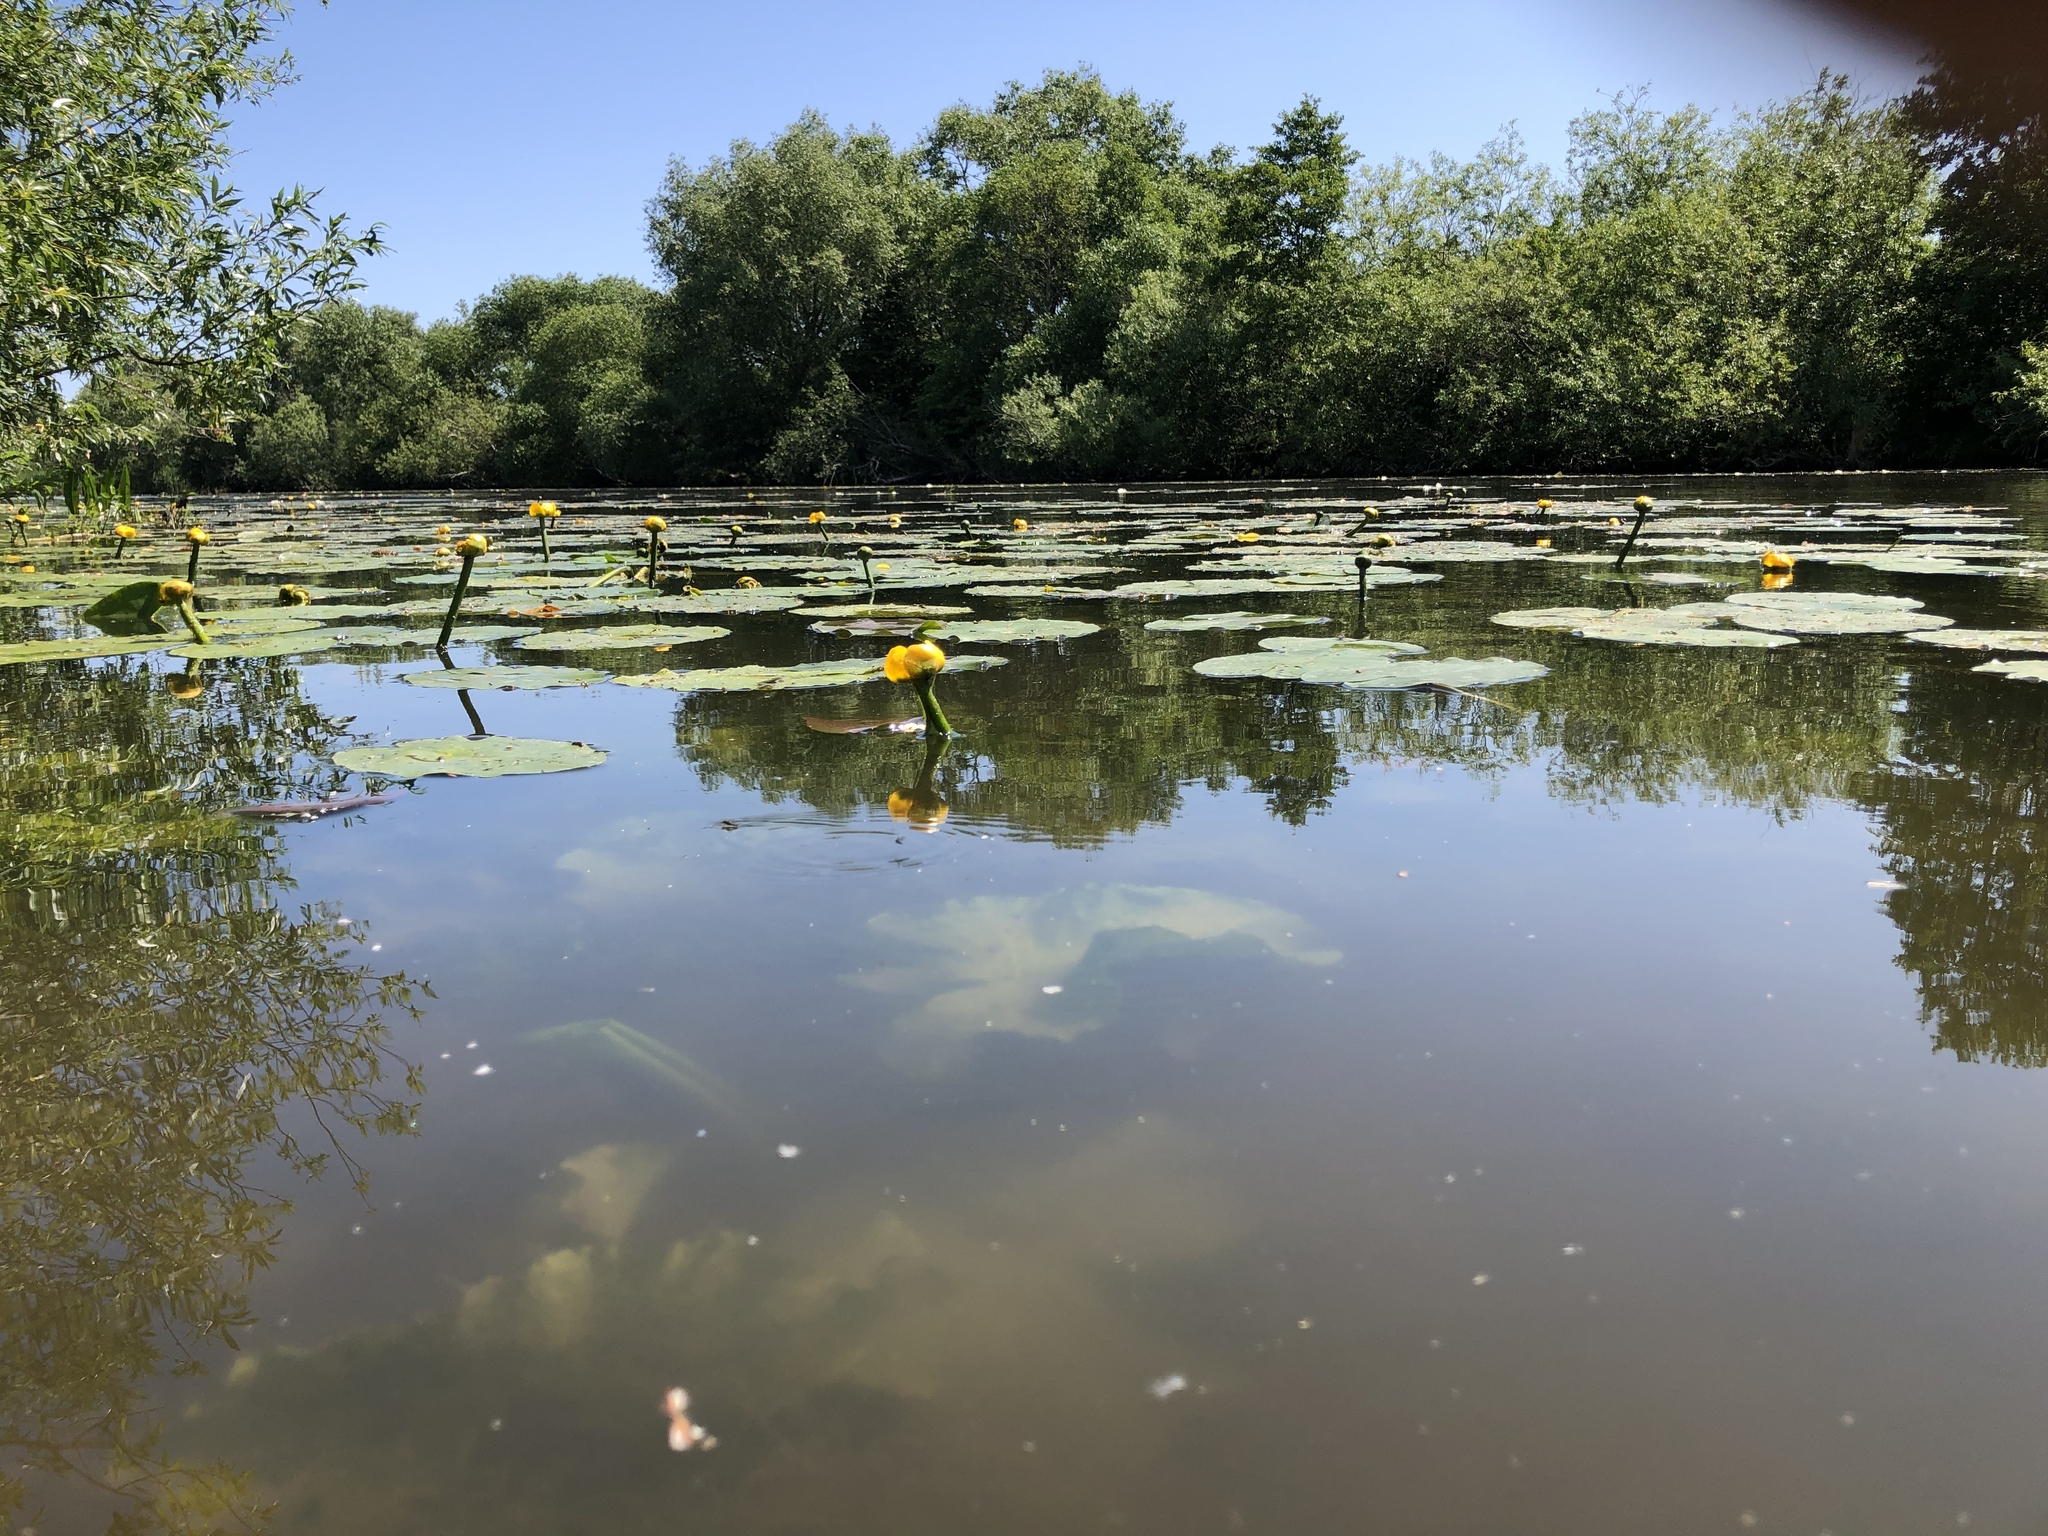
left=0, top=657, right=420, bottom=1532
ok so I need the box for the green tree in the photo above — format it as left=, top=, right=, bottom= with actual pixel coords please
left=0, top=0, right=377, bottom=483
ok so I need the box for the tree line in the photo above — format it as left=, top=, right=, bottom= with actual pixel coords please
left=104, top=60, right=2048, bottom=488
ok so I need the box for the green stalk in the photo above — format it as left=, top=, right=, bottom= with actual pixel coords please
left=1354, top=553, right=1372, bottom=639
left=645, top=529, right=661, bottom=582
left=540, top=519, right=553, bottom=561
left=913, top=675, right=952, bottom=737
left=186, top=541, right=201, bottom=584
left=174, top=597, right=208, bottom=644
left=1613, top=502, right=1653, bottom=570
left=858, top=545, right=875, bottom=603
left=437, top=552, right=478, bottom=648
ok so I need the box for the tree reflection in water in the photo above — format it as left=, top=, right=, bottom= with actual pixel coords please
left=0, top=655, right=422, bottom=1533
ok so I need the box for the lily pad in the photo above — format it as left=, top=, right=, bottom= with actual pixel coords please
left=327, top=624, right=542, bottom=648
left=196, top=611, right=328, bottom=636
left=1907, top=628, right=2048, bottom=653
left=403, top=665, right=607, bottom=690
left=635, top=590, right=806, bottom=615
left=81, top=580, right=170, bottom=634
left=1489, top=605, right=1798, bottom=648
left=0, top=634, right=172, bottom=666
left=1972, top=660, right=2048, bottom=682
left=1144, top=611, right=1334, bottom=632
left=1722, top=591, right=1953, bottom=635
left=615, top=654, right=1008, bottom=694
left=793, top=603, right=973, bottom=618
left=1194, top=637, right=1545, bottom=690
left=170, top=632, right=343, bottom=660
left=512, top=624, right=729, bottom=652
left=332, top=736, right=608, bottom=778
left=1490, top=607, right=1610, bottom=630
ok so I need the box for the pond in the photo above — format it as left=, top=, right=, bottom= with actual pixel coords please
left=8, top=473, right=2048, bottom=1535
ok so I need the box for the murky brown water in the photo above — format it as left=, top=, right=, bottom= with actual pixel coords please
left=9, top=473, right=2048, bottom=1536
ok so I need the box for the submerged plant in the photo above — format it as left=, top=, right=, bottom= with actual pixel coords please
left=437, top=534, right=489, bottom=648
left=884, top=634, right=952, bottom=736
left=159, top=579, right=207, bottom=644
left=185, top=525, right=209, bottom=583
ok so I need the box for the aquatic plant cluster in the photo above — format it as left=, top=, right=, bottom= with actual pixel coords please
left=87, top=62, right=2048, bottom=491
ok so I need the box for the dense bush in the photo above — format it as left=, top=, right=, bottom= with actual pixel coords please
left=127, top=60, right=2048, bottom=489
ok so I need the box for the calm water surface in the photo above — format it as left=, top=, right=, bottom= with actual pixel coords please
left=10, top=474, right=2048, bottom=1535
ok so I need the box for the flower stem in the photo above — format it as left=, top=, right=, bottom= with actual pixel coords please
left=437, top=553, right=478, bottom=648
left=175, top=598, right=208, bottom=644
left=914, top=675, right=952, bottom=737
left=1613, top=508, right=1651, bottom=570
left=540, top=520, right=552, bottom=562
left=186, top=543, right=201, bottom=584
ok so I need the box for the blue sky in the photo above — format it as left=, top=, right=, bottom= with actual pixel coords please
left=229, top=0, right=1917, bottom=323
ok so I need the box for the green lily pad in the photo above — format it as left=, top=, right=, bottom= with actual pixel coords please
left=0, top=589, right=96, bottom=609
left=1907, top=628, right=2048, bottom=653
left=793, top=603, right=973, bottom=618
left=1144, top=612, right=1334, bottom=633
left=0, top=634, right=172, bottom=666
left=513, top=624, right=729, bottom=652
left=615, top=654, right=1008, bottom=694
left=196, top=611, right=327, bottom=636
left=326, top=624, right=542, bottom=648
left=811, top=616, right=1096, bottom=641
left=1722, top=591, right=1953, bottom=635
left=1490, top=605, right=1798, bottom=648
left=635, top=590, right=806, bottom=615
left=332, top=736, right=608, bottom=778
left=1972, top=660, right=2048, bottom=682
left=403, top=665, right=607, bottom=690
left=168, top=631, right=342, bottom=660
left=1194, top=637, right=1544, bottom=690
left=81, top=580, right=170, bottom=633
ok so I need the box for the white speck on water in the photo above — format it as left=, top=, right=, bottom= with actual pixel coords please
left=465, top=1041, right=477, bottom=1049
left=1739, top=1512, right=1756, bottom=1528
left=1562, top=1244, right=1584, bottom=1256
left=1042, top=984, right=1063, bottom=994
left=1148, top=1374, right=1188, bottom=1399
left=1297, top=1318, right=1313, bottom=1330
left=1729, top=1208, right=1745, bottom=1219
left=473, top=1063, right=493, bottom=1076
left=639, top=986, right=656, bottom=993
left=777, top=1144, right=801, bottom=1159
left=1444, top=1173, right=1456, bottom=1183
left=697, top=1128, right=706, bottom=1137
left=1472, top=1273, right=1490, bottom=1286
left=1022, top=1441, right=1036, bottom=1452
left=490, top=1418, right=503, bottom=1431
left=370, top=943, right=381, bottom=951
left=351, top=1225, right=362, bottom=1235
left=1840, top=1412, right=1856, bottom=1426
left=746, top=1235, right=759, bottom=1246
left=439, top=1052, right=450, bottom=1059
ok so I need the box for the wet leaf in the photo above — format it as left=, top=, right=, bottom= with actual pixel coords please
left=793, top=603, right=973, bottom=618
left=333, top=735, right=608, bottom=777
left=929, top=619, right=1099, bottom=642
left=1490, top=605, right=1799, bottom=648
left=169, top=633, right=343, bottom=660
left=1907, top=628, right=2048, bottom=653
left=81, top=580, right=170, bottom=634
left=402, top=665, right=607, bottom=690
left=1972, top=659, right=2048, bottom=682
left=512, top=624, right=729, bottom=652
left=1194, top=637, right=1542, bottom=689
left=1723, top=591, right=1953, bottom=635
left=0, top=634, right=171, bottom=666
left=327, top=624, right=542, bottom=647
left=615, top=654, right=1008, bottom=694
left=1144, top=611, right=1334, bottom=632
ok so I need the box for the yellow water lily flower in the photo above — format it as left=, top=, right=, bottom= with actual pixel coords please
left=1535, top=537, right=1552, bottom=549
left=437, top=524, right=452, bottom=537
left=1536, top=498, right=1554, bottom=510
left=185, top=526, right=209, bottom=544
left=456, top=534, right=489, bottom=558
left=1608, top=516, right=1622, bottom=527
left=736, top=575, right=762, bottom=589
left=1012, top=518, right=1029, bottom=531
left=809, top=510, right=827, bottom=525
left=888, top=513, right=903, bottom=528
left=644, top=516, right=668, bottom=532
left=434, top=544, right=454, bottom=558
left=158, top=579, right=194, bottom=603
left=1634, top=495, right=1654, bottom=511
left=884, top=639, right=946, bottom=683
left=1760, top=548, right=1795, bottom=571
left=114, top=524, right=136, bottom=540
left=1235, top=531, right=1260, bottom=543
left=277, top=584, right=312, bottom=605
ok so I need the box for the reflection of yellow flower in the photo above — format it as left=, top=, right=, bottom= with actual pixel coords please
left=888, top=790, right=948, bottom=830
left=1760, top=548, right=1795, bottom=571
left=186, top=526, right=209, bottom=544
left=644, top=516, right=668, bottom=532
left=884, top=640, right=945, bottom=683
left=1761, top=570, right=1795, bottom=590
left=736, top=575, right=762, bottom=589
left=809, top=511, right=827, bottom=525
left=1012, top=518, right=1028, bottom=531
left=164, top=672, right=203, bottom=700
left=456, top=533, right=489, bottom=558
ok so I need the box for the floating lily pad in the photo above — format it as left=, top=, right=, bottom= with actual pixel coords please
left=403, top=665, right=607, bottom=690
left=928, top=619, right=1098, bottom=642
left=512, top=624, right=729, bottom=652
left=1907, top=628, right=2048, bottom=653
left=793, top=603, right=973, bottom=618
left=1194, top=637, right=1544, bottom=690
left=615, top=654, right=1008, bottom=694
left=196, top=612, right=328, bottom=636
left=170, top=632, right=343, bottom=660
left=635, top=590, right=806, bottom=615
left=1722, top=591, right=1953, bottom=635
left=0, top=634, right=172, bottom=666
left=1144, top=611, right=1334, bottom=632
left=1489, top=605, right=1798, bottom=648
left=1972, top=659, right=2048, bottom=682
left=332, top=736, right=608, bottom=778
left=326, top=624, right=542, bottom=648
